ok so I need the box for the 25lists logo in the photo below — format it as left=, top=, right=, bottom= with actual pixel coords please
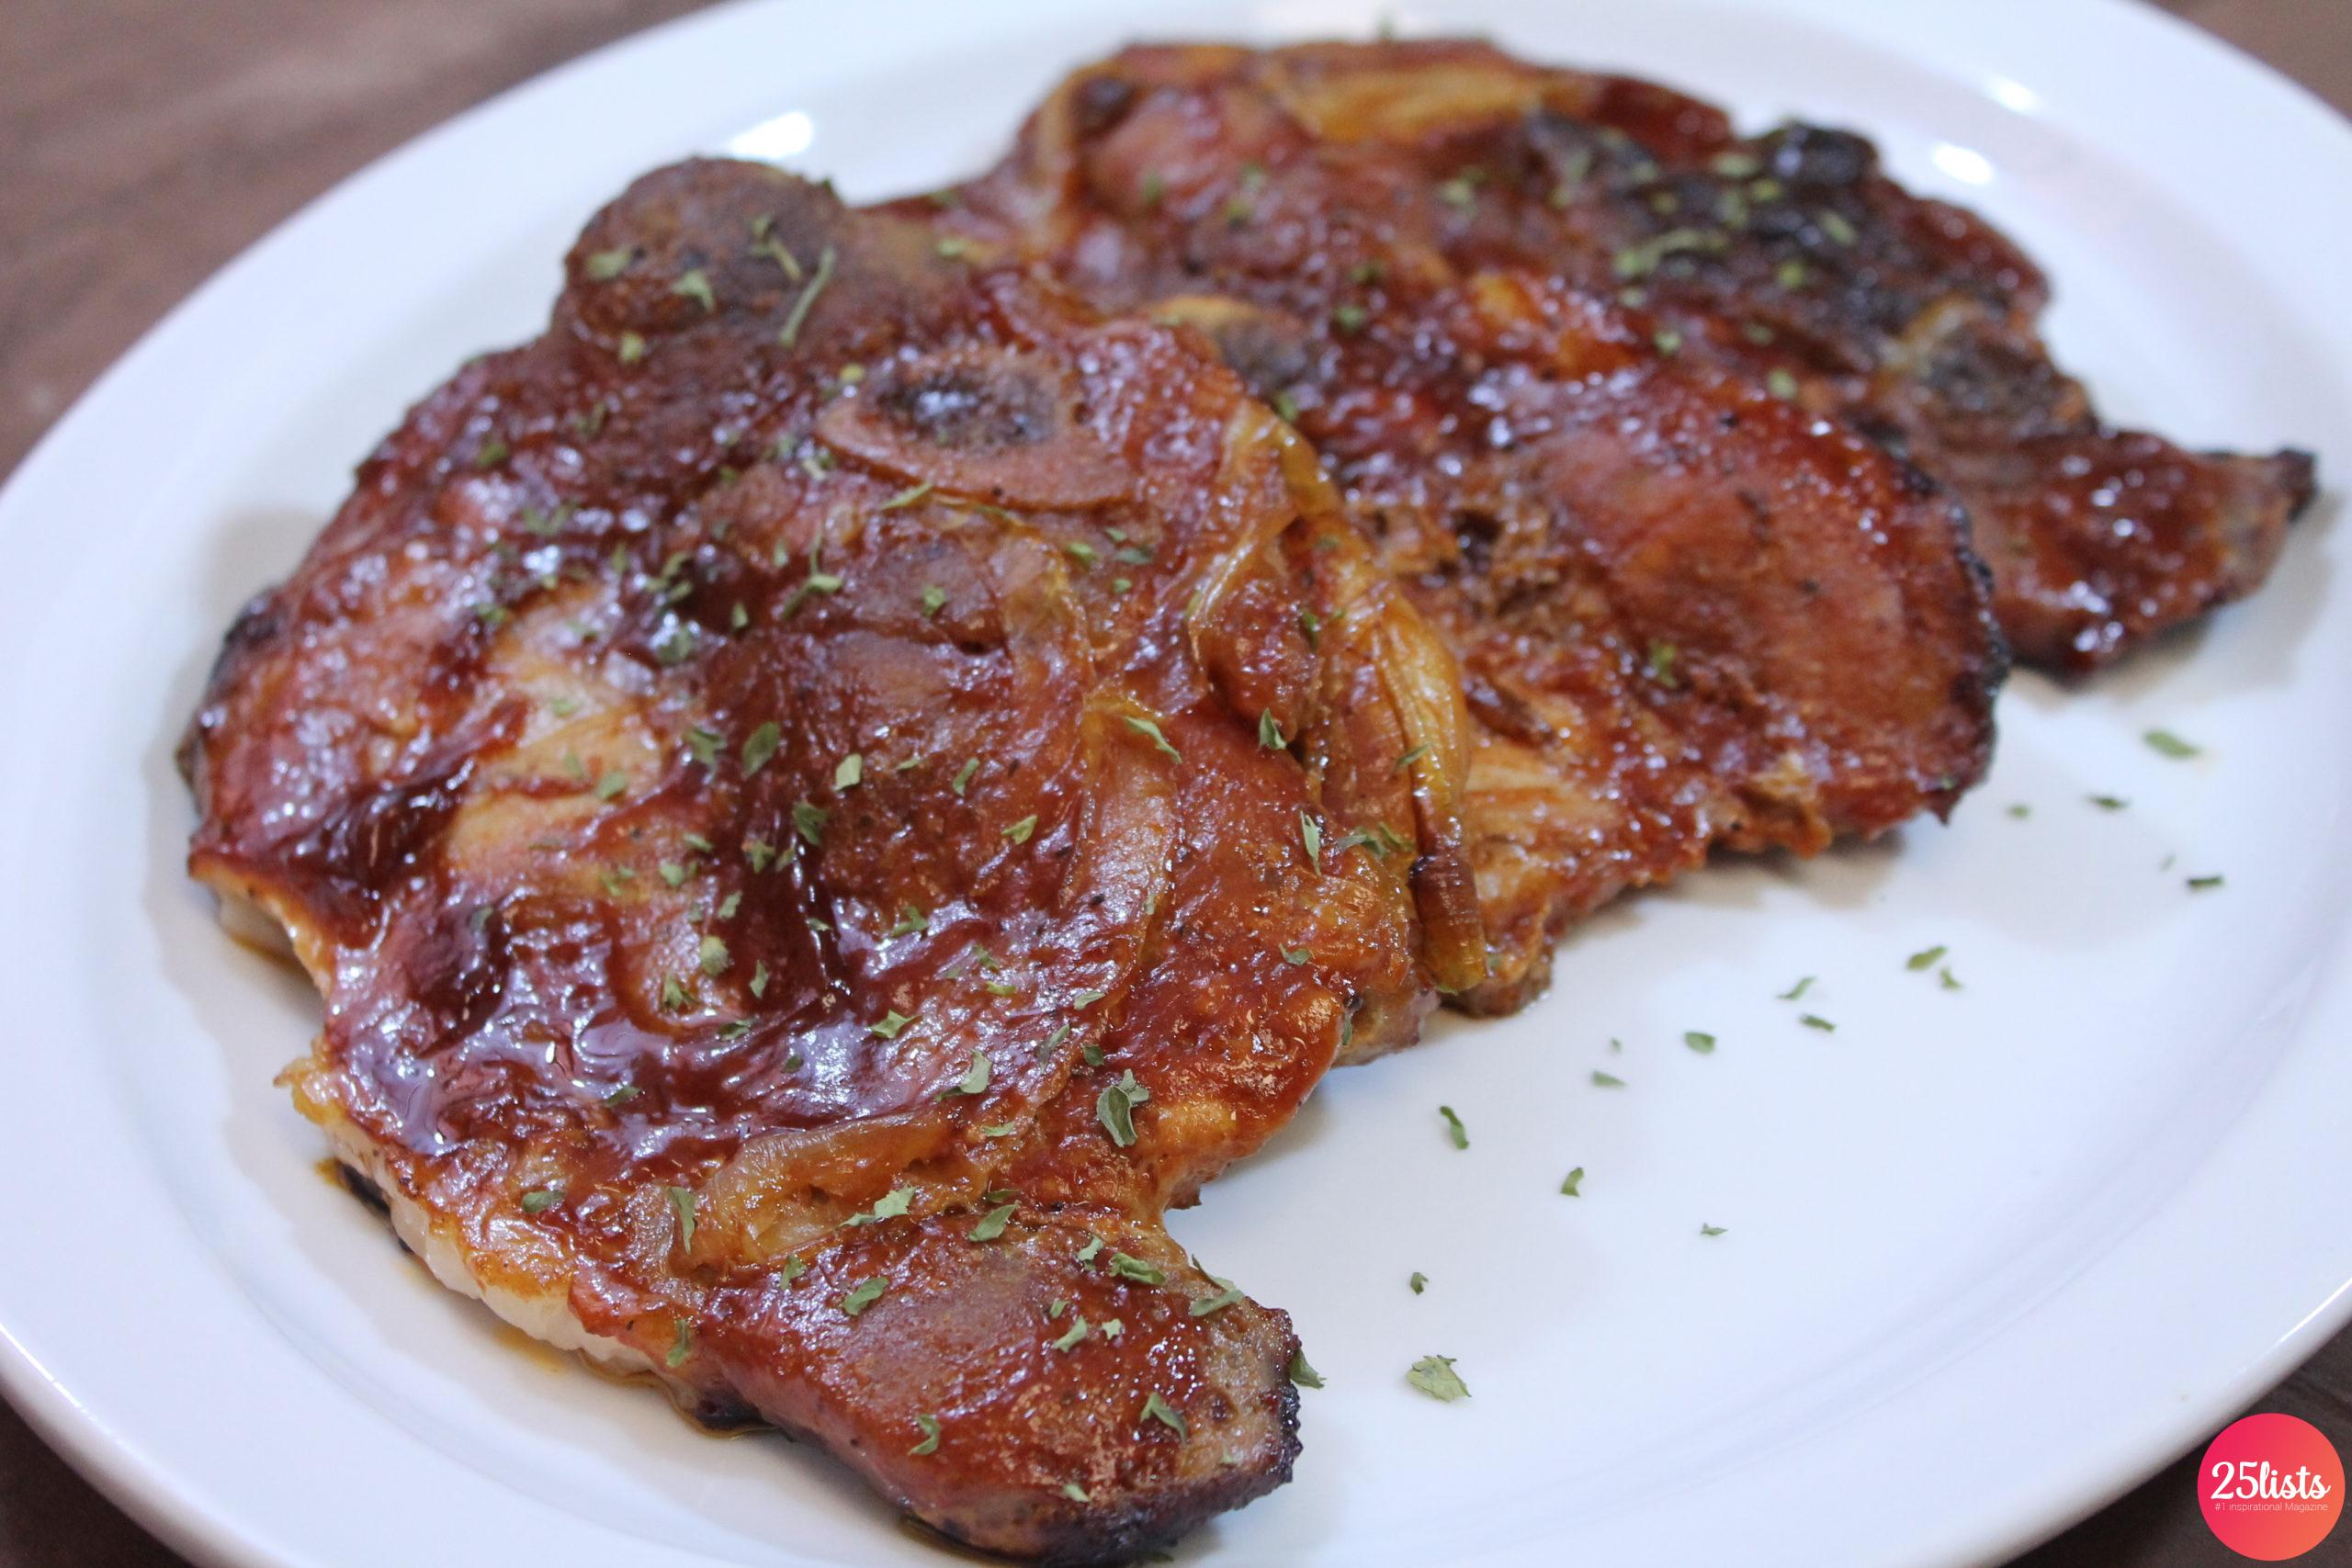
left=2199, top=1414, right=2343, bottom=1560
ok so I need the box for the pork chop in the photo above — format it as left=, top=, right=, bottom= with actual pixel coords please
left=932, top=39, right=2313, bottom=671
left=919, top=42, right=2007, bottom=1010
left=182, top=163, right=1483, bottom=1562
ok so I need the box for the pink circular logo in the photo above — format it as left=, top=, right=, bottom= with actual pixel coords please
left=2199, top=1413, right=2343, bottom=1560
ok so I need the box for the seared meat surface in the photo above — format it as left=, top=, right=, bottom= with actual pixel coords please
left=933, top=39, right=2312, bottom=672
left=920, top=42, right=2007, bottom=1009
left=183, top=164, right=1483, bottom=1562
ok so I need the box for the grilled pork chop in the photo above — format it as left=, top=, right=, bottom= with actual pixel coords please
left=183, top=163, right=1485, bottom=1562
left=929, top=39, right=2313, bottom=673
left=920, top=44, right=2006, bottom=1010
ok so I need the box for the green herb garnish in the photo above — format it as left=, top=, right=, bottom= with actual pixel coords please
left=1096, top=1069, right=1151, bottom=1147
left=1611, top=227, right=1713, bottom=280
left=1091, top=1253, right=1158, bottom=1290
left=778, top=244, right=837, bottom=349
left=847, top=1188, right=913, bottom=1227
left=1407, top=1354, right=1469, bottom=1402
left=1123, top=714, right=1182, bottom=761
left=1140, top=1392, right=1188, bottom=1437
left=748, top=216, right=801, bottom=280
left=777, top=546, right=847, bottom=618
left=1190, top=1285, right=1243, bottom=1317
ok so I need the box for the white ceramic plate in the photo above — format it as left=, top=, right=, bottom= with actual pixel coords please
left=4, top=1, right=2348, bottom=1563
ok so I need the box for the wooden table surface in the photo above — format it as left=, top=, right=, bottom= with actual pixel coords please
left=2, top=3, right=2346, bottom=1563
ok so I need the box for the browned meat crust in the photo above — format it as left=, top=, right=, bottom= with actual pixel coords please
left=183, top=163, right=1485, bottom=1561
left=934, top=38, right=2311, bottom=672
left=917, top=41, right=2007, bottom=1009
